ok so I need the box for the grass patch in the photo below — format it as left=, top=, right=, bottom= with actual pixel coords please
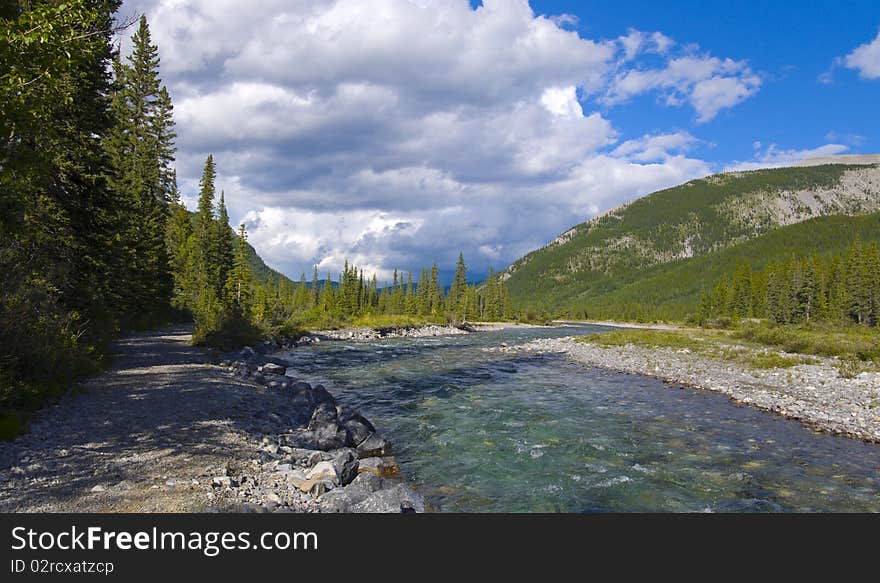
left=350, top=313, right=442, bottom=329
left=575, top=328, right=816, bottom=370
left=733, top=321, right=880, bottom=361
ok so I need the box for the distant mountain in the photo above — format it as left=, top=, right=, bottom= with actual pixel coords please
left=501, top=160, right=880, bottom=319
left=185, top=210, right=293, bottom=287
left=238, top=237, right=293, bottom=287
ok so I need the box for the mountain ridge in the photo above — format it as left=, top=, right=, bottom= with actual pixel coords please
left=501, top=160, right=880, bottom=316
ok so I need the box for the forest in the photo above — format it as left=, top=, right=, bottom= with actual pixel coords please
left=0, top=3, right=512, bottom=425
left=697, top=238, right=880, bottom=327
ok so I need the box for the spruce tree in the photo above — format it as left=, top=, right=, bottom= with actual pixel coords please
left=225, top=224, right=253, bottom=316
left=449, top=252, right=468, bottom=316
left=215, top=191, right=235, bottom=299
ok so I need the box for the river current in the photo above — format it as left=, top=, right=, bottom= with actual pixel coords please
left=276, top=324, right=880, bottom=512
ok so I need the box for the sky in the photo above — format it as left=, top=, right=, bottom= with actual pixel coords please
left=117, top=0, right=879, bottom=283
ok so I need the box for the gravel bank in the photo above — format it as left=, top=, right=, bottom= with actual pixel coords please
left=294, top=321, right=545, bottom=344
left=495, top=337, right=880, bottom=443
left=0, top=325, right=424, bottom=513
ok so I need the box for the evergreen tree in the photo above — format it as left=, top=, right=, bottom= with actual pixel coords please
left=192, top=154, right=218, bottom=299
left=225, top=224, right=253, bottom=316
left=312, top=265, right=320, bottom=308
left=105, top=15, right=174, bottom=321
left=215, top=191, right=235, bottom=298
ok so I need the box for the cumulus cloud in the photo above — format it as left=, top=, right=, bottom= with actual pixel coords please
left=724, top=143, right=849, bottom=171
left=843, top=30, right=880, bottom=79
left=605, top=54, right=761, bottom=122
left=119, top=0, right=757, bottom=282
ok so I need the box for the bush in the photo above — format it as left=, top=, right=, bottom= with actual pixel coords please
left=192, top=313, right=263, bottom=350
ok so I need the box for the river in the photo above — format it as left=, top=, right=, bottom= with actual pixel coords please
left=276, top=323, right=880, bottom=512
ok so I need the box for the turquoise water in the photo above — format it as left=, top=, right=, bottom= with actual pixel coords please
left=276, top=324, right=880, bottom=512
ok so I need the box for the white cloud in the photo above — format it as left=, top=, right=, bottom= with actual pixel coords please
left=611, top=132, right=700, bottom=162
left=118, top=0, right=753, bottom=280
left=843, top=30, right=880, bottom=79
left=605, top=55, right=761, bottom=122
left=725, top=143, right=849, bottom=171
left=617, top=29, right=674, bottom=61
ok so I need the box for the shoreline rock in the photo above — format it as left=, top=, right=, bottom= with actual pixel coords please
left=495, top=337, right=880, bottom=443
left=222, top=346, right=425, bottom=513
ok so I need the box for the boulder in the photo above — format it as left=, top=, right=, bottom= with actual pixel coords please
left=308, top=402, right=339, bottom=429
left=329, top=448, right=359, bottom=486
left=284, top=424, right=350, bottom=451
left=280, top=467, right=330, bottom=495
left=261, top=362, right=286, bottom=375
left=306, top=461, right=340, bottom=484
left=310, top=384, right=335, bottom=405
left=356, top=433, right=391, bottom=458
left=338, top=407, right=375, bottom=447
left=349, top=484, right=425, bottom=513
left=319, top=473, right=386, bottom=513
left=313, top=423, right=350, bottom=451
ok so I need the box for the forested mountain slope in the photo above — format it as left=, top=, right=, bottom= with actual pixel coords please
left=502, top=163, right=880, bottom=316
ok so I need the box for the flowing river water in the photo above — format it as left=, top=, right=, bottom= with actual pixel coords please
left=276, top=324, right=880, bottom=512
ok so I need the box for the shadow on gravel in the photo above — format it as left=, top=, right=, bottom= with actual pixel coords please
left=0, top=325, right=282, bottom=512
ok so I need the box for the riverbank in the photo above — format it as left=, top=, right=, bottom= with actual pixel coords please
left=552, top=319, right=685, bottom=330
left=496, top=336, right=880, bottom=442
left=0, top=325, right=424, bottom=513
left=288, top=321, right=547, bottom=344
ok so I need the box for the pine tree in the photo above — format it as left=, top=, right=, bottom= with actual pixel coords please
left=192, top=154, right=218, bottom=298
left=165, top=177, right=193, bottom=310
left=215, top=191, right=235, bottom=298
left=312, top=265, right=320, bottom=308
left=225, top=224, right=253, bottom=316
left=449, top=252, right=468, bottom=319
left=405, top=271, right=416, bottom=314
left=429, top=263, right=442, bottom=316
left=104, top=15, right=176, bottom=322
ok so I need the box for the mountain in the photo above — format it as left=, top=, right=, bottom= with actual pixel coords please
left=239, top=238, right=293, bottom=287
left=185, top=210, right=293, bottom=287
left=501, top=159, right=880, bottom=319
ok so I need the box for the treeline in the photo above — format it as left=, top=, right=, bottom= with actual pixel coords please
left=2, top=2, right=163, bottom=416
left=0, top=4, right=516, bottom=423
left=0, top=4, right=256, bottom=418
left=245, top=253, right=513, bottom=330
left=698, top=238, right=880, bottom=327
left=165, top=155, right=258, bottom=346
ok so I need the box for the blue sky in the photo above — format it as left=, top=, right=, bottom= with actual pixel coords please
left=527, top=0, right=879, bottom=164
left=120, top=0, right=878, bottom=283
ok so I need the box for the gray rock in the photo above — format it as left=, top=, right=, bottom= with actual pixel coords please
left=350, top=484, right=425, bottom=513
left=261, top=362, right=286, bottom=375
left=313, top=423, right=350, bottom=451
left=308, top=402, right=338, bottom=429
left=310, top=384, right=335, bottom=405
left=284, top=424, right=350, bottom=451
left=319, top=473, right=387, bottom=512
left=339, top=408, right=375, bottom=446
left=306, top=461, right=340, bottom=484
left=329, top=448, right=359, bottom=486
left=357, top=433, right=391, bottom=458
left=291, top=381, right=311, bottom=393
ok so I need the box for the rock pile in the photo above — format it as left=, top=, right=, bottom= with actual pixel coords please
left=222, top=346, right=425, bottom=513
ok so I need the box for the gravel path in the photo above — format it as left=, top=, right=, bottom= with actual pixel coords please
left=496, top=337, right=880, bottom=443
left=0, top=325, right=318, bottom=512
